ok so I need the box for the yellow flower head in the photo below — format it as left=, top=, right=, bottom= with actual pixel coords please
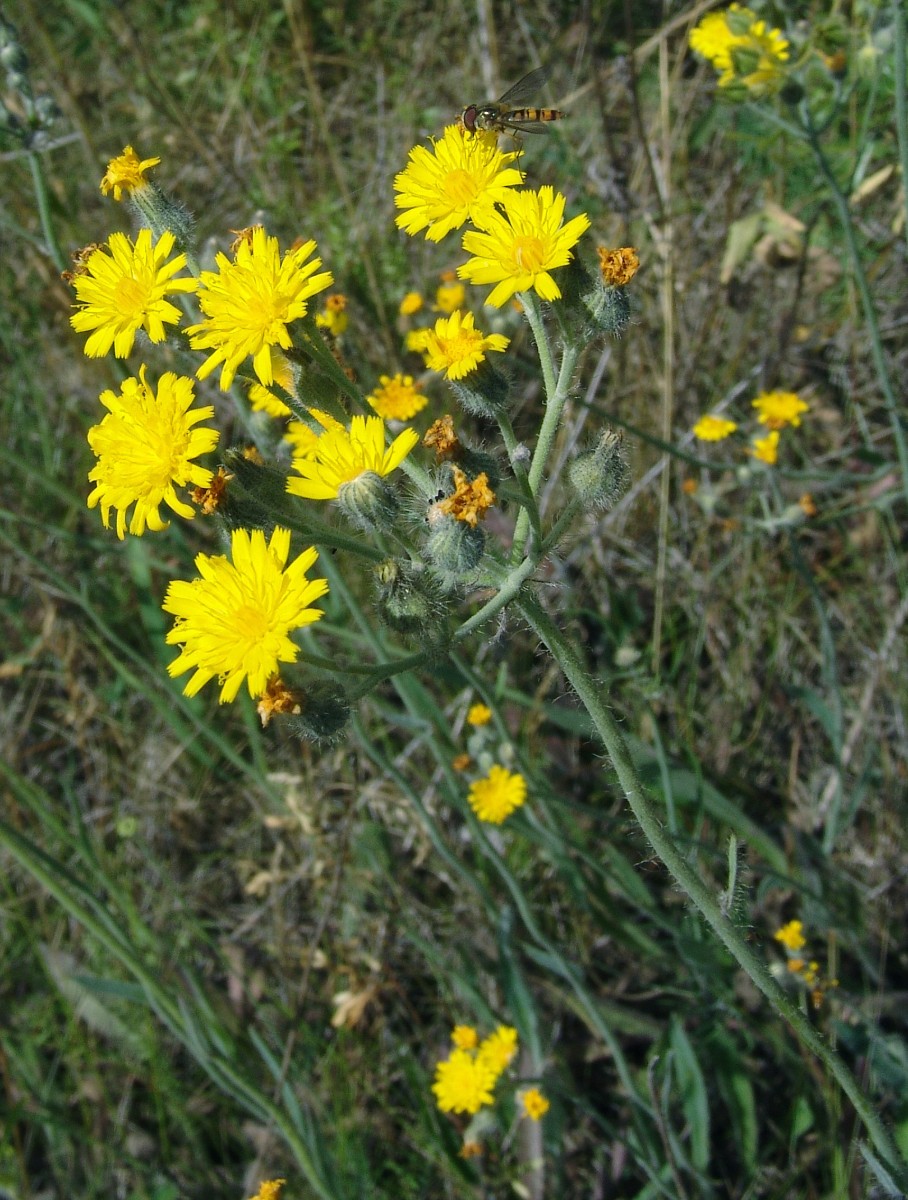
left=421, top=309, right=509, bottom=381
left=477, top=1025, right=519, bottom=1078
left=99, top=145, right=161, bottom=201
left=284, top=409, right=345, bottom=461
left=399, top=290, right=425, bottom=316
left=248, top=1181, right=286, bottom=1200
left=287, top=414, right=419, bottom=501
left=451, top=1024, right=479, bottom=1050
left=692, top=414, right=737, bottom=442
left=163, top=527, right=329, bottom=704
left=774, top=920, right=807, bottom=952
left=751, top=389, right=809, bottom=430
left=187, top=226, right=333, bottom=391
left=435, top=276, right=467, bottom=313
left=432, top=1048, right=497, bottom=1114
left=459, top=186, right=591, bottom=308
left=520, top=1088, right=550, bottom=1121
left=751, top=429, right=780, bottom=464
left=467, top=765, right=526, bottom=824
left=467, top=703, right=492, bottom=727
left=249, top=384, right=292, bottom=418
left=690, top=4, right=789, bottom=95
left=86, top=367, right=217, bottom=539
left=70, top=229, right=197, bottom=359
left=316, top=292, right=349, bottom=337
left=367, top=373, right=428, bottom=421
left=394, top=123, right=524, bottom=243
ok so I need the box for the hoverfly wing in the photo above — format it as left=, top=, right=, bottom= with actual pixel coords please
left=497, top=116, right=555, bottom=134
left=494, top=65, right=551, bottom=108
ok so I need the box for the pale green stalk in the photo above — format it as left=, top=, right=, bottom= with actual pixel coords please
left=28, top=149, right=66, bottom=272
left=893, top=1, right=908, bottom=256
left=516, top=591, right=908, bottom=1182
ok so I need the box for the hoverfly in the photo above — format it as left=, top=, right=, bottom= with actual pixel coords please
left=460, top=66, right=566, bottom=137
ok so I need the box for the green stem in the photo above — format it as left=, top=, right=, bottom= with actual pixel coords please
left=28, top=150, right=66, bottom=273
left=801, top=109, right=908, bottom=502
left=496, top=408, right=542, bottom=543
left=895, top=0, right=908, bottom=259
left=516, top=590, right=908, bottom=1181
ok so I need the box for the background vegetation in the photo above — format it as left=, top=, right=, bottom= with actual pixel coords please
left=2, top=1, right=906, bottom=1197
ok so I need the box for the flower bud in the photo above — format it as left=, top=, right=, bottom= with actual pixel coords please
left=337, top=470, right=398, bottom=531
left=218, top=446, right=291, bottom=531
left=425, top=514, right=485, bottom=586
left=374, top=558, right=449, bottom=636
left=283, top=683, right=351, bottom=744
left=127, top=184, right=196, bottom=257
left=449, top=361, right=511, bottom=419
left=568, top=429, right=630, bottom=510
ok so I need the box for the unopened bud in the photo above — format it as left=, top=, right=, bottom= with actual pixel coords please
left=425, top=514, right=485, bottom=585
left=568, top=429, right=630, bottom=510
left=450, top=361, right=511, bottom=418
left=374, top=558, right=449, bottom=636
left=337, top=470, right=398, bottom=530
left=218, top=446, right=289, bottom=531
left=283, top=683, right=351, bottom=744
left=127, top=184, right=196, bottom=256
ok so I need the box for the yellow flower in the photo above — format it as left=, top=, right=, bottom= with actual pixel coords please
left=435, top=275, right=466, bottom=313
left=399, top=290, right=424, bottom=316
left=774, top=920, right=806, bottom=952
left=520, top=1088, right=550, bottom=1121
left=249, top=384, right=292, bottom=418
left=87, top=366, right=218, bottom=539
left=692, top=414, right=737, bottom=441
left=432, top=1048, right=497, bottom=1114
left=451, top=1024, right=479, bottom=1050
left=751, top=389, right=809, bottom=429
left=367, top=373, right=428, bottom=421
left=163, top=527, right=328, bottom=703
left=187, top=226, right=333, bottom=391
left=70, top=229, right=197, bottom=359
left=248, top=1181, right=286, bottom=1200
left=285, top=409, right=345, bottom=459
left=99, top=145, right=161, bottom=201
left=287, top=415, right=419, bottom=501
left=468, top=766, right=526, bottom=825
left=316, top=292, right=349, bottom=337
left=751, top=429, right=780, bottom=464
left=467, top=703, right=492, bottom=726
left=394, top=123, right=524, bottom=242
left=689, top=4, right=789, bottom=95
left=459, top=186, right=591, bottom=308
left=421, top=309, right=509, bottom=381
left=477, top=1025, right=519, bottom=1078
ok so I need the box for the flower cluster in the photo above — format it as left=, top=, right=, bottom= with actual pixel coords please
left=693, top=388, right=810, bottom=466
left=432, top=1024, right=520, bottom=1115
left=689, top=4, right=790, bottom=97
left=773, top=920, right=838, bottom=1009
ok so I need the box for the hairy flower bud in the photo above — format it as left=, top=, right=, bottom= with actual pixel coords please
left=283, top=683, right=351, bottom=744
left=374, top=558, right=450, bottom=636
left=568, top=429, right=630, bottom=510
left=425, top=513, right=485, bottom=586
left=337, top=470, right=399, bottom=531
left=449, top=361, right=511, bottom=419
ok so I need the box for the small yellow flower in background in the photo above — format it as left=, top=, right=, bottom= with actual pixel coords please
left=751, top=429, right=780, bottom=464
left=460, top=185, right=591, bottom=308
left=163, top=527, right=328, bottom=703
left=285, top=409, right=345, bottom=459
left=799, top=493, right=817, bottom=517
left=435, top=271, right=466, bottom=313
left=751, top=389, right=809, bottom=429
left=249, top=384, right=292, bottom=418
left=187, top=226, right=333, bottom=391
left=597, top=245, right=640, bottom=286
left=87, top=366, right=218, bottom=539
left=520, top=1088, right=550, bottom=1121
left=689, top=4, right=789, bottom=95
left=477, top=1025, right=519, bottom=1078
left=432, top=1048, right=497, bottom=1114
left=99, top=145, right=160, bottom=201
left=405, top=327, right=432, bottom=355
left=437, top=468, right=495, bottom=527
left=468, top=765, right=527, bottom=824
left=287, top=415, right=419, bottom=501
left=451, top=1024, right=479, bottom=1050
left=316, top=292, right=348, bottom=337
left=394, top=123, right=524, bottom=242
left=248, top=1181, right=286, bottom=1200
left=366, top=373, right=428, bottom=421
left=693, top=414, right=737, bottom=442
left=70, top=230, right=197, bottom=359
left=467, top=703, right=492, bottom=727
left=399, top=290, right=424, bottom=316
left=421, top=309, right=509, bottom=381
left=774, top=919, right=807, bottom=952
left=452, top=752, right=472, bottom=771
